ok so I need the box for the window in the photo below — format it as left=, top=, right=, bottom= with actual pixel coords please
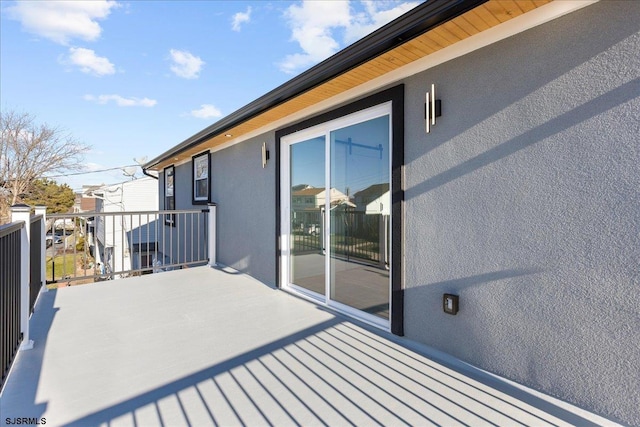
left=192, top=152, right=211, bottom=204
left=164, top=165, right=175, bottom=226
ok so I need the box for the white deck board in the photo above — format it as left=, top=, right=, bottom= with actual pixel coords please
left=1, top=266, right=618, bottom=426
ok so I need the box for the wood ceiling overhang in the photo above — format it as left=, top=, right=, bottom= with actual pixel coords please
left=145, top=0, right=551, bottom=172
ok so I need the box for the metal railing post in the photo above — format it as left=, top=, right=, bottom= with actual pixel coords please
left=10, top=204, right=34, bottom=351
left=34, top=206, right=48, bottom=293
left=207, top=203, right=217, bottom=267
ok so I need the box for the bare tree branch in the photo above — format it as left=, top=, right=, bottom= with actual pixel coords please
left=1, top=110, right=91, bottom=223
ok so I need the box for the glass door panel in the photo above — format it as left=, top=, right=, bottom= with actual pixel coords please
left=329, top=115, right=390, bottom=319
left=289, top=136, right=326, bottom=296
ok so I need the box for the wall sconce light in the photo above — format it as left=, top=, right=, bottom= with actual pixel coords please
left=425, top=83, right=442, bottom=133
left=443, top=293, right=459, bottom=315
left=261, top=142, right=270, bottom=168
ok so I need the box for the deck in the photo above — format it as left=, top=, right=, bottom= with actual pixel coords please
left=0, top=266, right=617, bottom=426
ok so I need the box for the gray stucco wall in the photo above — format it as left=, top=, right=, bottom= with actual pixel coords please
left=157, top=136, right=277, bottom=286
left=157, top=162, right=192, bottom=209
left=157, top=137, right=277, bottom=285
left=402, top=2, right=639, bottom=425
left=210, top=135, right=277, bottom=286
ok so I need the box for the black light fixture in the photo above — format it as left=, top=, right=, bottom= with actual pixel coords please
left=425, top=83, right=442, bottom=133
left=443, top=293, right=459, bottom=315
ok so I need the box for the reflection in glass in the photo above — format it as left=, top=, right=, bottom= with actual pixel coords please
left=290, top=136, right=326, bottom=296
left=330, top=115, right=390, bottom=319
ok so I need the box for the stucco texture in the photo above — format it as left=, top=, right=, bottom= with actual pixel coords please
left=402, top=2, right=639, bottom=425
left=210, top=135, right=277, bottom=286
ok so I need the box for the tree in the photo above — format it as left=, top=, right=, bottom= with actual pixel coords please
left=0, top=110, right=89, bottom=223
left=22, top=178, right=76, bottom=214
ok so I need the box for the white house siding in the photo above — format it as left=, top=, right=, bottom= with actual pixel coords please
left=402, top=2, right=640, bottom=425
left=95, top=177, right=159, bottom=275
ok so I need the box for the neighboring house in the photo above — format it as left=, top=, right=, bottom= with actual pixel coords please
left=87, top=177, right=158, bottom=277
left=72, top=193, right=82, bottom=213
left=73, top=186, right=100, bottom=213
left=79, top=185, right=101, bottom=213
left=291, top=187, right=349, bottom=211
left=291, top=187, right=351, bottom=234
left=353, top=183, right=389, bottom=214
left=142, top=1, right=640, bottom=425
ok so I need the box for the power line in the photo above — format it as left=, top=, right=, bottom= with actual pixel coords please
left=45, top=165, right=140, bottom=178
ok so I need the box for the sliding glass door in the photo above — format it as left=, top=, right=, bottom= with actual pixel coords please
left=329, top=115, right=390, bottom=320
left=281, top=103, right=391, bottom=328
left=288, top=135, right=326, bottom=297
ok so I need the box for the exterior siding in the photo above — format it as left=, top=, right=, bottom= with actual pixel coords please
left=173, top=162, right=194, bottom=209
left=159, top=138, right=277, bottom=286
left=402, top=2, right=640, bottom=425
left=210, top=136, right=277, bottom=286
left=151, top=1, right=639, bottom=424
left=156, top=162, right=208, bottom=268
left=95, top=177, right=159, bottom=274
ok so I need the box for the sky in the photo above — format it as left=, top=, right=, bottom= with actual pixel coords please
left=0, top=0, right=420, bottom=192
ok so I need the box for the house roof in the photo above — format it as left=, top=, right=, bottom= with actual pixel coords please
left=293, top=188, right=325, bottom=197
left=144, top=0, right=558, bottom=172
left=354, top=183, right=390, bottom=200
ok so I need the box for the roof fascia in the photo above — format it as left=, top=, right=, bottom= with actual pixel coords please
left=172, top=0, right=599, bottom=161
left=144, top=0, right=487, bottom=170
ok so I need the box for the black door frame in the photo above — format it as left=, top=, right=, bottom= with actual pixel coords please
left=275, top=84, right=405, bottom=335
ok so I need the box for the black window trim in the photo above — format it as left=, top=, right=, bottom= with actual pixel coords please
left=164, top=165, right=176, bottom=227
left=192, top=151, right=211, bottom=205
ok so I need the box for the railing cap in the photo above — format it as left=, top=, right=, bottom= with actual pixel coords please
left=10, top=204, right=31, bottom=212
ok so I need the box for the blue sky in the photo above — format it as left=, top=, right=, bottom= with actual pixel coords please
left=0, top=0, right=419, bottom=191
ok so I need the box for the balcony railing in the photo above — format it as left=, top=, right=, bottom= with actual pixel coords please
left=0, top=204, right=217, bottom=392
left=29, top=214, right=43, bottom=312
left=0, top=221, right=23, bottom=390
left=47, top=209, right=210, bottom=285
left=291, top=208, right=389, bottom=268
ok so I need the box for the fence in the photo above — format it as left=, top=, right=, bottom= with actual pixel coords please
left=47, top=209, right=209, bottom=285
left=0, top=222, right=24, bottom=391
left=29, top=215, right=43, bottom=312
left=291, top=209, right=389, bottom=267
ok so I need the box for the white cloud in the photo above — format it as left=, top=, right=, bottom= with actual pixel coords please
left=7, top=0, right=119, bottom=45
left=190, top=104, right=223, bottom=119
left=278, top=0, right=420, bottom=74
left=345, top=0, right=420, bottom=43
left=84, top=162, right=106, bottom=172
left=278, top=1, right=350, bottom=74
left=67, top=47, right=115, bottom=76
left=84, top=94, right=157, bottom=107
left=169, top=49, right=204, bottom=79
left=231, top=6, right=252, bottom=32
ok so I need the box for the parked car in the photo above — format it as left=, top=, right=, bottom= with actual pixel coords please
left=45, top=234, right=63, bottom=247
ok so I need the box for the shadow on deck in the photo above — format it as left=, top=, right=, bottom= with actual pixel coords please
left=0, top=266, right=616, bottom=426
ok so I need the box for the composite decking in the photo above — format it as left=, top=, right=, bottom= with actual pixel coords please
left=0, top=266, right=617, bottom=426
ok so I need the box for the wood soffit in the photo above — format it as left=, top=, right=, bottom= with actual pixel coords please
left=149, top=0, right=551, bottom=171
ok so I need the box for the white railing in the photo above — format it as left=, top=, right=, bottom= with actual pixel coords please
left=46, top=206, right=216, bottom=285
left=1, top=205, right=46, bottom=391
left=0, top=203, right=217, bottom=392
